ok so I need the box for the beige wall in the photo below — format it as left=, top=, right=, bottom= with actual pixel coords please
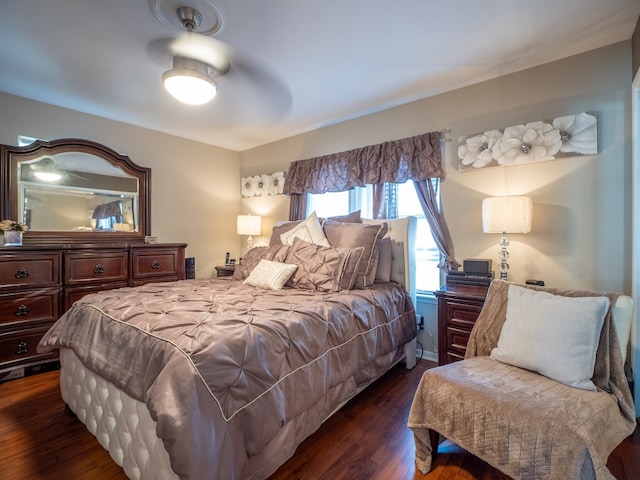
left=632, top=14, right=640, bottom=79
left=242, top=41, right=632, bottom=294
left=0, top=93, right=241, bottom=278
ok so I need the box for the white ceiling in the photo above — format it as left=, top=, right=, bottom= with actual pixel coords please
left=1, top=0, right=639, bottom=152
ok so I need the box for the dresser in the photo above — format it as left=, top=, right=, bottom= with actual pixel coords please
left=0, top=243, right=186, bottom=374
left=434, top=285, right=488, bottom=365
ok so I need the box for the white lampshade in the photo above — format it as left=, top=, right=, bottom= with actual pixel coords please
left=482, top=196, right=532, bottom=234
left=163, top=56, right=217, bottom=106
left=237, top=214, right=262, bottom=236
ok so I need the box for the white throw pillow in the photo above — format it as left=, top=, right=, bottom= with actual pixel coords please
left=243, top=259, right=298, bottom=290
left=280, top=211, right=331, bottom=247
left=490, top=284, right=610, bottom=391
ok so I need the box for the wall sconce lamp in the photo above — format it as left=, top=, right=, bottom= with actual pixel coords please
left=237, top=214, right=262, bottom=251
left=482, top=196, right=533, bottom=280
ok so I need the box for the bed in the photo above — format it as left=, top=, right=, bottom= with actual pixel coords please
left=38, top=215, right=418, bottom=480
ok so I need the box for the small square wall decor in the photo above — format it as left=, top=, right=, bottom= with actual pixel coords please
left=457, top=112, right=597, bottom=172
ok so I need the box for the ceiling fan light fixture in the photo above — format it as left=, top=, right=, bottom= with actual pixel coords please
left=34, top=171, right=62, bottom=182
left=163, top=56, right=217, bottom=105
left=32, top=157, right=62, bottom=182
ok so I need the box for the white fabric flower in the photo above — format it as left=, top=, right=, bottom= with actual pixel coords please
left=259, top=174, right=273, bottom=195
left=458, top=130, right=502, bottom=168
left=494, top=121, right=561, bottom=165
left=269, top=171, right=285, bottom=195
left=552, top=113, right=597, bottom=155
left=241, top=175, right=261, bottom=197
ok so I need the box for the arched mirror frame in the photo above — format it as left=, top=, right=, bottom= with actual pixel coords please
left=0, top=138, right=150, bottom=244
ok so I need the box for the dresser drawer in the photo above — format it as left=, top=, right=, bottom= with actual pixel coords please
left=0, top=253, right=60, bottom=289
left=63, top=282, right=129, bottom=311
left=0, top=289, right=59, bottom=326
left=132, top=249, right=180, bottom=280
left=64, top=251, right=128, bottom=285
left=0, top=323, right=57, bottom=369
left=445, top=301, right=483, bottom=330
left=446, top=325, right=472, bottom=358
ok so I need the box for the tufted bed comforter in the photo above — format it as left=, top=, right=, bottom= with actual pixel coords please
left=39, top=278, right=416, bottom=479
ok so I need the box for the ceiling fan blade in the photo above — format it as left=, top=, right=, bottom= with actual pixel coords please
left=221, top=51, right=292, bottom=120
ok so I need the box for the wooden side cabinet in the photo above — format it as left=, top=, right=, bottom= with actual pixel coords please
left=215, top=265, right=236, bottom=277
left=434, top=285, right=488, bottom=365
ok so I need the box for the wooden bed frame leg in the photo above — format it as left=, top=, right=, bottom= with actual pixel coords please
left=404, top=338, right=417, bottom=369
left=64, top=403, right=77, bottom=419
left=429, top=429, right=440, bottom=462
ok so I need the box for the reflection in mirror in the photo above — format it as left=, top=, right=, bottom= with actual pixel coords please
left=17, top=152, right=139, bottom=232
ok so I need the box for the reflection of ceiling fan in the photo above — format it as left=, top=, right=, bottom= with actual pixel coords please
left=29, top=158, right=90, bottom=183
left=30, top=158, right=62, bottom=182
left=148, top=3, right=292, bottom=118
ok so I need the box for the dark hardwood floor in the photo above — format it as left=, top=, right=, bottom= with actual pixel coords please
left=1, top=360, right=638, bottom=480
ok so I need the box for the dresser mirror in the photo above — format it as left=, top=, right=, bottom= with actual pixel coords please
left=1, top=138, right=150, bottom=244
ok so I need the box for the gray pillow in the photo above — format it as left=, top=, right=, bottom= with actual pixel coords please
left=231, top=245, right=290, bottom=280
left=284, top=237, right=364, bottom=292
left=323, top=220, right=388, bottom=288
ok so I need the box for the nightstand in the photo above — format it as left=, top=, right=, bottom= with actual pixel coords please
left=434, top=285, right=488, bottom=365
left=215, top=265, right=236, bottom=278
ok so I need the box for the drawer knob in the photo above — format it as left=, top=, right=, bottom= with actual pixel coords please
left=151, top=260, right=160, bottom=269
left=15, top=341, right=29, bottom=355
left=15, top=267, right=29, bottom=279
left=94, top=264, right=105, bottom=274
left=15, top=304, right=29, bottom=316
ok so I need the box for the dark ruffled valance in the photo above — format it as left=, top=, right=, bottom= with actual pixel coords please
left=283, top=132, right=444, bottom=195
left=92, top=200, right=122, bottom=219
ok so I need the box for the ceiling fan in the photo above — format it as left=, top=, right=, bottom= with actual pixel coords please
left=27, top=158, right=92, bottom=183
left=29, top=158, right=63, bottom=182
left=148, top=3, right=292, bottom=118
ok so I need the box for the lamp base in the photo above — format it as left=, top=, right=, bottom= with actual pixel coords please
left=498, top=231, right=510, bottom=280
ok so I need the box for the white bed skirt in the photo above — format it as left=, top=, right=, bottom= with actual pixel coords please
left=59, top=348, right=178, bottom=480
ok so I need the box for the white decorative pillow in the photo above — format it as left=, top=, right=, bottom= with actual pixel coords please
left=490, top=284, right=610, bottom=391
left=243, top=259, right=298, bottom=290
left=280, top=211, right=331, bottom=247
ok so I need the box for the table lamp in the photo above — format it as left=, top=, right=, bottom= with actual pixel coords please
left=237, top=214, right=262, bottom=251
left=482, top=196, right=532, bottom=280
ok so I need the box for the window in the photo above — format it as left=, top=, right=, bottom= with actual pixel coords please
left=307, top=180, right=441, bottom=293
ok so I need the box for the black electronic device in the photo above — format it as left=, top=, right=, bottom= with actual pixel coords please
left=185, top=257, right=195, bottom=279
left=446, top=269, right=494, bottom=287
left=525, top=279, right=545, bottom=286
left=463, top=258, right=492, bottom=275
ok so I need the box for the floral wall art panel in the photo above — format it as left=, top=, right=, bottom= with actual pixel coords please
left=457, top=111, right=597, bottom=172
left=241, top=171, right=286, bottom=197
